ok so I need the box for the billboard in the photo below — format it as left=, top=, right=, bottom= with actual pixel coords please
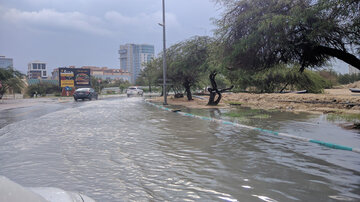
left=59, top=68, right=75, bottom=88
left=74, top=69, right=91, bottom=87
left=59, top=68, right=91, bottom=88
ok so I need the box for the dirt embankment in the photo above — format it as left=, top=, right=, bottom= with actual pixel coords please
left=149, top=83, right=360, bottom=115
left=222, top=90, right=360, bottom=114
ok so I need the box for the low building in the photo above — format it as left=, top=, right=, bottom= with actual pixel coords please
left=80, top=66, right=131, bottom=82
left=0, top=56, right=13, bottom=69
left=27, top=79, right=58, bottom=86
left=28, top=61, right=48, bottom=79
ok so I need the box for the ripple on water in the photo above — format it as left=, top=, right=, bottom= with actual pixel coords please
left=0, top=98, right=359, bottom=201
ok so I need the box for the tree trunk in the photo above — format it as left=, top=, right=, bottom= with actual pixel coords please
left=207, top=71, right=234, bottom=106
left=279, top=82, right=289, bottom=93
left=208, top=90, right=216, bottom=105
left=184, top=81, right=193, bottom=101
left=207, top=71, right=218, bottom=105
left=148, top=80, right=152, bottom=93
left=208, top=89, right=222, bottom=105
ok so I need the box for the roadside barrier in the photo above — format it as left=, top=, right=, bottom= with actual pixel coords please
left=146, top=101, right=360, bottom=154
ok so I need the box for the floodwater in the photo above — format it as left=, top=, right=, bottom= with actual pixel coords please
left=0, top=97, right=359, bottom=201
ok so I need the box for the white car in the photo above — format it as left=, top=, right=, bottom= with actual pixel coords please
left=126, top=86, right=143, bottom=97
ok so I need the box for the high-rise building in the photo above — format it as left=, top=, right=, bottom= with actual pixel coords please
left=0, top=56, right=13, bottom=69
left=349, top=65, right=360, bottom=75
left=27, top=61, right=48, bottom=79
left=119, top=44, right=154, bottom=83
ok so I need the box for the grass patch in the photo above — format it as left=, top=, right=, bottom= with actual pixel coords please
left=223, top=110, right=271, bottom=120
left=224, top=112, right=244, bottom=117
left=252, top=114, right=272, bottom=119
left=327, top=113, right=360, bottom=123
left=225, top=101, right=243, bottom=105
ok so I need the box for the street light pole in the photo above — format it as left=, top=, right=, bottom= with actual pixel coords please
left=162, top=0, right=168, bottom=105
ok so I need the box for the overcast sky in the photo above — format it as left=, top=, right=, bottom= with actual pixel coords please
left=0, top=0, right=349, bottom=74
left=0, top=0, right=222, bottom=73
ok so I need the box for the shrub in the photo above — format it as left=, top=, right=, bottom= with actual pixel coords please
left=227, top=65, right=330, bottom=93
left=26, top=83, right=61, bottom=97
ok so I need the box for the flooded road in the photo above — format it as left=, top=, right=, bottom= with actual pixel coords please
left=0, top=97, right=359, bottom=201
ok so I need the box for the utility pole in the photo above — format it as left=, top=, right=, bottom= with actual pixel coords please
left=161, top=0, right=168, bottom=105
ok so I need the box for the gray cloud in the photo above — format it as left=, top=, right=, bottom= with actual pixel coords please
left=0, top=0, right=219, bottom=73
left=0, top=5, right=181, bottom=38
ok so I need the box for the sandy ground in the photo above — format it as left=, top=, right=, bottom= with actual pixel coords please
left=149, top=82, right=360, bottom=115
left=1, top=84, right=359, bottom=115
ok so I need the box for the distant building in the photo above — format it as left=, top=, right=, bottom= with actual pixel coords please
left=349, top=65, right=360, bottom=75
left=0, top=56, right=13, bottom=68
left=81, top=66, right=131, bottom=82
left=27, top=61, right=48, bottom=79
left=119, top=44, right=154, bottom=83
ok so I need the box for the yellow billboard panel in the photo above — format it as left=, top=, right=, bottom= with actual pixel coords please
left=60, top=80, right=75, bottom=87
left=61, top=73, right=74, bottom=77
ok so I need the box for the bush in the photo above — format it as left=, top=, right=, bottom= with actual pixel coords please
left=227, top=65, right=330, bottom=93
left=294, top=70, right=327, bottom=93
left=26, top=83, right=61, bottom=97
left=141, top=86, right=162, bottom=93
left=317, top=70, right=338, bottom=88
left=338, top=73, right=360, bottom=85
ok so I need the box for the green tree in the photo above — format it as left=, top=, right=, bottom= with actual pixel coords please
left=0, top=67, right=25, bottom=99
left=119, top=82, right=131, bottom=93
left=215, top=0, right=360, bottom=72
left=138, top=58, right=162, bottom=92
left=90, top=77, right=111, bottom=93
left=166, top=36, right=213, bottom=100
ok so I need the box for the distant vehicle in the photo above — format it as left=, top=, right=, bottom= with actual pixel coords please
left=73, top=88, right=98, bottom=101
left=126, top=86, right=143, bottom=97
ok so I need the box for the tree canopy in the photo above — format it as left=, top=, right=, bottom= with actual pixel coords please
left=215, top=0, right=360, bottom=71
left=166, top=36, right=213, bottom=100
left=0, top=67, right=24, bottom=98
left=137, top=58, right=163, bottom=92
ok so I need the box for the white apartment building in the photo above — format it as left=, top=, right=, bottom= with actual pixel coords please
left=28, top=61, right=48, bottom=79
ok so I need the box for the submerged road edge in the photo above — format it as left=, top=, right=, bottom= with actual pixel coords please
left=145, top=100, right=360, bottom=154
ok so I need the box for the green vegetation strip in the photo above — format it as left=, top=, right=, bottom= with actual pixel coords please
left=146, top=101, right=360, bottom=154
